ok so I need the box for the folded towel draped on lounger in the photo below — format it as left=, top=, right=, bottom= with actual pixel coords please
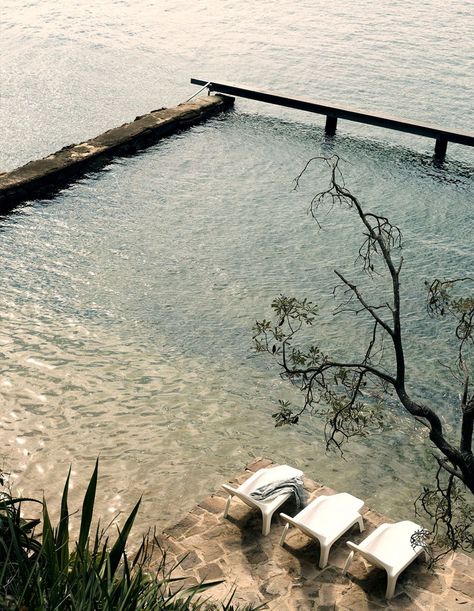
left=250, top=475, right=307, bottom=509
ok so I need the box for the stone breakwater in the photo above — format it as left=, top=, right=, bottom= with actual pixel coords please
left=0, top=94, right=234, bottom=212
left=160, top=458, right=474, bottom=610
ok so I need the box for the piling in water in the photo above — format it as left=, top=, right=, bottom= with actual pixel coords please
left=0, top=94, right=234, bottom=213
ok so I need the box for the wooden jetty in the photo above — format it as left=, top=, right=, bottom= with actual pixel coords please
left=191, top=78, right=474, bottom=160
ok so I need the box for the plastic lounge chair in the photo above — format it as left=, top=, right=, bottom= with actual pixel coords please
left=279, top=492, right=365, bottom=568
left=343, top=520, right=427, bottom=599
left=222, top=464, right=303, bottom=536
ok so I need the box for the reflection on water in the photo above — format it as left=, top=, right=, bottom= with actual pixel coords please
left=1, top=112, right=472, bottom=534
left=0, top=1, right=473, bottom=535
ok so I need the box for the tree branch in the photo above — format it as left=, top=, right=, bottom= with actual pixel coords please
left=334, top=270, right=394, bottom=337
left=254, top=155, right=474, bottom=555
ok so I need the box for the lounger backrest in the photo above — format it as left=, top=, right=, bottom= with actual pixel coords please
left=347, top=541, right=387, bottom=571
left=351, top=521, right=423, bottom=569
left=238, top=465, right=303, bottom=495
left=222, top=483, right=261, bottom=510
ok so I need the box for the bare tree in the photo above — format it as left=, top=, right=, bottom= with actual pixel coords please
left=253, top=156, right=473, bottom=560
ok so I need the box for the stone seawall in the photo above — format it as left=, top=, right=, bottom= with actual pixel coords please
left=0, top=94, right=234, bottom=212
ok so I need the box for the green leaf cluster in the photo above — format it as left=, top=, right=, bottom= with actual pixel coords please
left=0, top=462, right=258, bottom=610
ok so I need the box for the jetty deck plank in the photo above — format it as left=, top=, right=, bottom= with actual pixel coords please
left=191, top=78, right=474, bottom=156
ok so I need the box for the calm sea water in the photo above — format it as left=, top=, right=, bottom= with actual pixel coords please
left=0, top=1, right=473, bottom=534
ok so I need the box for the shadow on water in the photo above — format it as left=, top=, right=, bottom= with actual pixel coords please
left=0, top=107, right=233, bottom=219
left=230, top=111, right=474, bottom=186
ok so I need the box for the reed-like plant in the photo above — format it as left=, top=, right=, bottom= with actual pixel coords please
left=0, top=461, right=258, bottom=610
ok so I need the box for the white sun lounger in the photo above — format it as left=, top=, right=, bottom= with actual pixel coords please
left=222, top=464, right=303, bottom=536
left=343, top=520, right=427, bottom=599
left=279, top=492, right=365, bottom=568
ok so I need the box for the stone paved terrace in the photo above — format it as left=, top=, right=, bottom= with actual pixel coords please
left=161, top=458, right=474, bottom=610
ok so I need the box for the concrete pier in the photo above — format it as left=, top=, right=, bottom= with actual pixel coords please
left=0, top=95, right=234, bottom=212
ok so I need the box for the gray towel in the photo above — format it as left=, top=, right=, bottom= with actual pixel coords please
left=250, top=476, right=307, bottom=509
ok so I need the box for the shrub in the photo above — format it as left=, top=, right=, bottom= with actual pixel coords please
left=0, top=461, right=257, bottom=610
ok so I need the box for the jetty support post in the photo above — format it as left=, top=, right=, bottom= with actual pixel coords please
left=434, top=137, right=448, bottom=161
left=325, top=115, right=338, bottom=136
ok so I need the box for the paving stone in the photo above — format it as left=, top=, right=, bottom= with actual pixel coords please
left=160, top=535, right=185, bottom=556
left=344, top=557, right=371, bottom=580
left=285, top=529, right=315, bottom=551
left=278, top=555, right=307, bottom=579
left=197, top=562, right=224, bottom=581
left=452, top=572, right=474, bottom=599
left=189, top=505, right=207, bottom=517
left=356, top=569, right=387, bottom=601
left=186, top=520, right=218, bottom=537
left=450, top=553, right=471, bottom=570
left=268, top=600, right=293, bottom=611
left=262, top=574, right=292, bottom=597
left=205, top=524, right=231, bottom=539
left=247, top=457, right=274, bottom=471
left=256, top=562, right=286, bottom=581
left=400, top=586, right=440, bottom=609
left=330, top=545, right=353, bottom=570
left=162, top=514, right=198, bottom=539
left=167, top=575, right=199, bottom=596
left=402, top=568, right=445, bottom=594
left=245, top=547, right=269, bottom=565
left=292, top=600, right=319, bottom=610
left=224, top=501, right=254, bottom=521
left=438, top=587, right=473, bottom=608
left=177, top=550, right=202, bottom=570
left=233, top=472, right=253, bottom=485
left=174, top=533, right=210, bottom=551
left=302, top=477, right=322, bottom=493
left=319, top=583, right=346, bottom=606
left=198, top=495, right=227, bottom=514
left=231, top=587, right=266, bottom=607
left=213, top=488, right=229, bottom=499
left=314, top=567, right=348, bottom=585
left=387, top=591, right=422, bottom=609
left=313, top=485, right=337, bottom=497
left=335, top=585, right=373, bottom=610
left=221, top=536, right=254, bottom=553
left=200, top=541, right=225, bottom=563
left=298, top=561, right=319, bottom=581
left=362, top=509, right=389, bottom=529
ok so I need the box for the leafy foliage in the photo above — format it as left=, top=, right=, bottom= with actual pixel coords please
left=414, top=466, right=474, bottom=565
left=0, top=462, right=258, bottom=610
left=253, top=156, right=474, bottom=558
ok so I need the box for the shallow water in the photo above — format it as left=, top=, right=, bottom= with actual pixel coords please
left=0, top=1, right=473, bottom=534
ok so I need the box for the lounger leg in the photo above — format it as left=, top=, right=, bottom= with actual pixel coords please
left=262, top=512, right=272, bottom=536
left=319, top=543, right=331, bottom=569
left=386, top=573, right=397, bottom=599
left=223, top=495, right=232, bottom=519
left=358, top=516, right=365, bottom=532
left=342, top=551, right=354, bottom=575
left=279, top=523, right=290, bottom=547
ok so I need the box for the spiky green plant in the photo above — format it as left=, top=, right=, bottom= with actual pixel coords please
left=0, top=461, right=259, bottom=610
